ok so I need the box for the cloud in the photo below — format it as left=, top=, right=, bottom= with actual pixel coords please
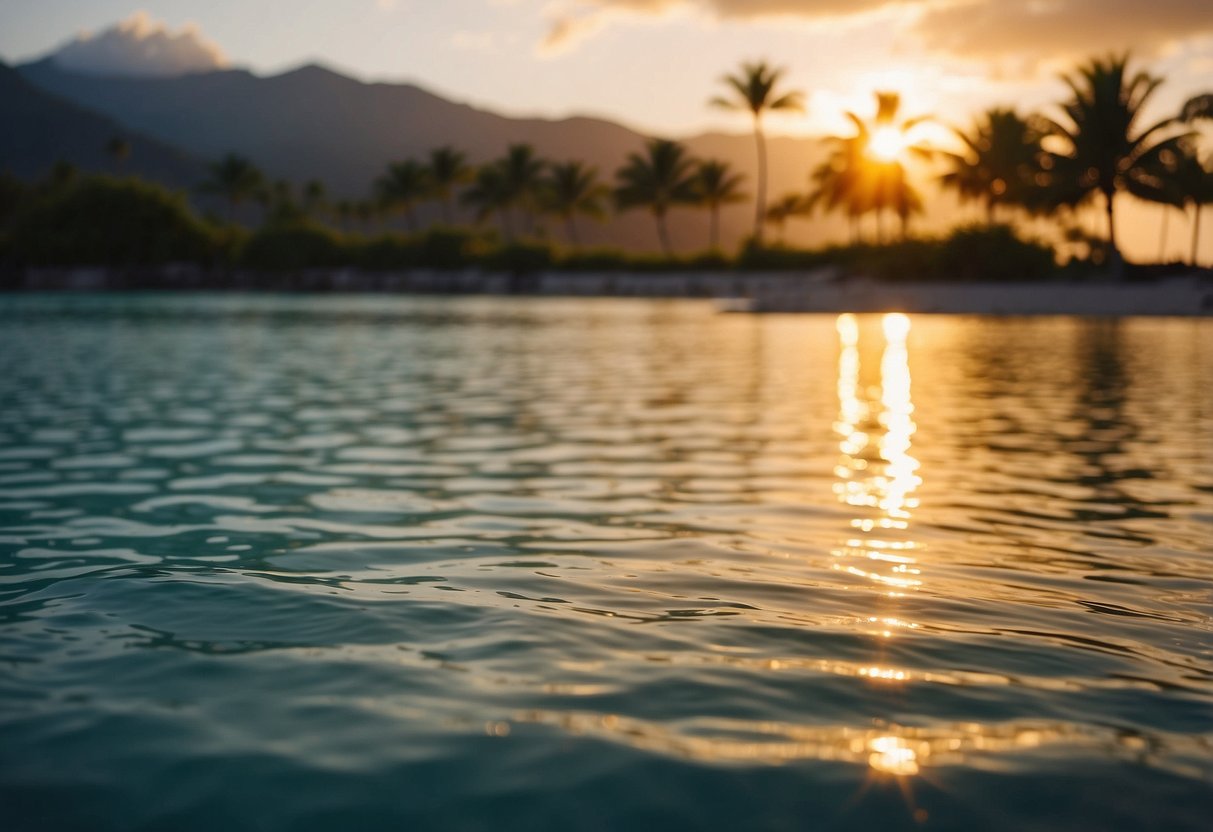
left=51, top=11, right=228, bottom=78
left=540, top=0, right=1213, bottom=59
left=540, top=0, right=897, bottom=53
left=912, top=0, right=1213, bottom=60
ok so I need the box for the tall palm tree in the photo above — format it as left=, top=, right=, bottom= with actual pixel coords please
left=693, top=159, right=746, bottom=250
left=764, top=192, right=809, bottom=245
left=1172, top=146, right=1213, bottom=266
left=710, top=61, right=804, bottom=246
left=375, top=160, right=431, bottom=232
left=542, top=161, right=608, bottom=246
left=806, top=135, right=871, bottom=243
left=498, top=144, right=547, bottom=236
left=199, top=154, right=264, bottom=221
left=615, top=138, right=699, bottom=256
left=1041, top=54, right=1190, bottom=268
left=462, top=164, right=515, bottom=239
left=809, top=92, right=932, bottom=243
left=940, top=108, right=1044, bottom=223
left=428, top=146, right=471, bottom=225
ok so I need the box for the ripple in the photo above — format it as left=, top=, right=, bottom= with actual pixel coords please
left=1, top=297, right=1211, bottom=831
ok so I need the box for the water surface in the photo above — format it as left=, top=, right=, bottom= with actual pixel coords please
left=1, top=295, right=1210, bottom=830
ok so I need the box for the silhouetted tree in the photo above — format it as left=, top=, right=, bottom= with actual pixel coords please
left=428, top=146, right=471, bottom=225
left=1172, top=145, right=1213, bottom=266
left=763, top=192, right=810, bottom=245
left=615, top=138, right=699, bottom=256
left=710, top=61, right=804, bottom=246
left=1040, top=54, right=1190, bottom=269
left=497, top=144, right=547, bottom=235
left=1180, top=93, right=1213, bottom=123
left=375, top=160, right=430, bottom=232
left=809, top=92, right=931, bottom=243
left=542, top=161, right=608, bottom=246
left=806, top=134, right=870, bottom=243
left=199, top=154, right=265, bottom=221
left=693, top=159, right=746, bottom=250
left=462, top=164, right=515, bottom=239
left=940, top=108, right=1044, bottom=223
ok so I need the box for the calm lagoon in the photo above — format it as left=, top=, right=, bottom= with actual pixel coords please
left=1, top=294, right=1210, bottom=830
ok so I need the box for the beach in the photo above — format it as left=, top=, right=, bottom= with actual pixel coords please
left=6, top=267, right=1212, bottom=316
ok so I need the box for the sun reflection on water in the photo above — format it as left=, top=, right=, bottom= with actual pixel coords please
left=833, top=313, right=931, bottom=775
left=832, top=313, right=923, bottom=615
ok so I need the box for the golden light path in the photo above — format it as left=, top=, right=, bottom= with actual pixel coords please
left=834, top=312, right=927, bottom=776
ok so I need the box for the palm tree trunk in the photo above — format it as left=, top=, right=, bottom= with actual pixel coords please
left=1193, top=203, right=1203, bottom=267
left=876, top=211, right=885, bottom=245
left=566, top=214, right=580, bottom=247
left=900, top=211, right=909, bottom=241
left=1159, top=205, right=1170, bottom=263
left=753, top=116, right=767, bottom=247
left=1104, top=189, right=1122, bottom=277
left=655, top=209, right=672, bottom=257
left=442, top=196, right=454, bottom=226
left=710, top=204, right=720, bottom=250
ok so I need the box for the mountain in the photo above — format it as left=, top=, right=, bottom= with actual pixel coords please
left=16, top=58, right=847, bottom=250
left=0, top=61, right=205, bottom=187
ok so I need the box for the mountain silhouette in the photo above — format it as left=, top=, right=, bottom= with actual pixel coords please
left=16, top=59, right=838, bottom=250
left=0, top=61, right=204, bottom=186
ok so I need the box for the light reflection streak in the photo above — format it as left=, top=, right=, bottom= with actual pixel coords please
left=832, top=313, right=923, bottom=629
left=832, top=313, right=934, bottom=776
left=512, top=710, right=1213, bottom=776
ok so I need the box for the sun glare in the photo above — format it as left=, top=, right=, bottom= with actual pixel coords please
left=869, top=126, right=907, bottom=163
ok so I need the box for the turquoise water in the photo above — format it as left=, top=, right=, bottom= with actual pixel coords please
left=0, top=294, right=1210, bottom=831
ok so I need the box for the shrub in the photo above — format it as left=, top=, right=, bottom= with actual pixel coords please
left=479, top=241, right=555, bottom=272
left=4, top=176, right=216, bottom=266
left=935, top=224, right=1056, bottom=282
left=239, top=221, right=345, bottom=270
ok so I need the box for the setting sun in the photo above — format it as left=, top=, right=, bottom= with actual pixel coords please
left=869, top=126, right=908, bottom=162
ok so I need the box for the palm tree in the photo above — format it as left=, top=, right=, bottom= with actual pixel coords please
left=806, top=136, right=871, bottom=243
left=497, top=144, right=547, bottom=236
left=615, top=138, right=699, bottom=256
left=940, top=108, right=1044, bottom=223
left=301, top=180, right=328, bottom=220
left=1172, top=146, right=1213, bottom=266
left=1181, top=93, right=1213, bottom=122
left=199, top=154, right=264, bottom=221
left=710, top=61, right=804, bottom=246
left=1041, top=54, right=1190, bottom=268
left=462, top=164, right=515, bottom=239
left=428, top=146, right=471, bottom=225
left=764, top=192, right=809, bottom=245
left=809, top=92, right=932, bottom=243
left=693, top=159, right=746, bottom=250
left=542, top=161, right=608, bottom=246
left=375, top=160, right=431, bottom=232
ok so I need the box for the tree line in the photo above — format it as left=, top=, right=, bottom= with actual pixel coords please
left=3, top=53, right=1211, bottom=274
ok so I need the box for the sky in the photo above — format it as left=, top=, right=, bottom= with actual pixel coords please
left=2, top=1, right=1213, bottom=140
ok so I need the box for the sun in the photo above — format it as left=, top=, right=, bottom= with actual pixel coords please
left=868, top=126, right=908, bottom=163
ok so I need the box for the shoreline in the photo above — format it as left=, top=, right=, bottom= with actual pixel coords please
left=3, top=267, right=1211, bottom=316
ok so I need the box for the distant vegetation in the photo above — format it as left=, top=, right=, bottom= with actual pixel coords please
left=2, top=53, right=1211, bottom=280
